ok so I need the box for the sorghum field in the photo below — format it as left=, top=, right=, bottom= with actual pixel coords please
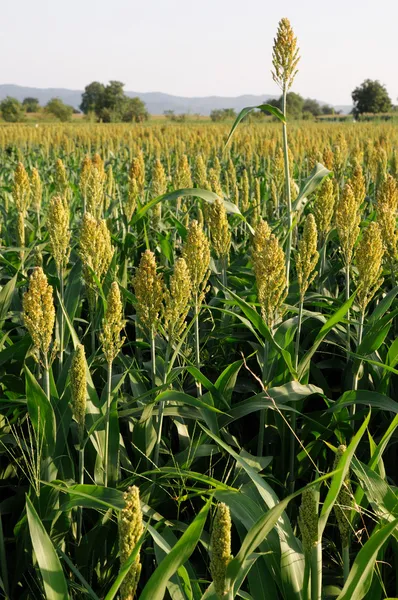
left=1, top=98, right=398, bottom=600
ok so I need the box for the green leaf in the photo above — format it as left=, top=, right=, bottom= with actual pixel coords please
left=0, top=274, right=17, bottom=329
left=336, top=519, right=398, bottom=600
left=298, top=293, right=356, bottom=379
left=292, top=163, right=331, bottom=214
left=139, top=499, right=211, bottom=600
left=25, top=365, right=56, bottom=457
left=328, top=390, right=398, bottom=414
left=26, top=495, right=69, bottom=600
left=225, top=104, right=286, bottom=147
left=318, top=412, right=370, bottom=536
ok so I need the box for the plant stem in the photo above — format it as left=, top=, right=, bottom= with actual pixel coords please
left=154, top=343, right=170, bottom=466
left=282, top=86, right=293, bottom=289
left=103, top=361, right=112, bottom=487
left=342, top=544, right=350, bottom=583
left=194, top=296, right=202, bottom=398
left=352, top=310, right=364, bottom=426
left=295, top=299, right=304, bottom=371
left=77, top=446, right=84, bottom=542
left=59, top=269, right=64, bottom=368
left=311, top=541, right=322, bottom=600
left=257, top=340, right=269, bottom=456
left=221, top=256, right=228, bottom=290
left=345, top=263, right=350, bottom=360
left=43, top=355, right=50, bottom=401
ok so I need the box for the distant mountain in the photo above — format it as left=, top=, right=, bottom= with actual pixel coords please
left=0, top=84, right=352, bottom=115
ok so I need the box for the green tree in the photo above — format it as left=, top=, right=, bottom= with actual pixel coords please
left=22, top=97, right=40, bottom=113
left=121, top=97, right=149, bottom=122
left=352, top=79, right=392, bottom=118
left=267, top=92, right=304, bottom=119
left=80, top=81, right=105, bottom=114
left=45, top=98, right=74, bottom=122
left=303, top=98, right=322, bottom=116
left=210, top=108, right=237, bottom=122
left=0, top=97, right=25, bottom=122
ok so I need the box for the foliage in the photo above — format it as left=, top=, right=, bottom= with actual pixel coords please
left=0, top=96, right=25, bottom=122
left=45, top=97, right=74, bottom=122
left=80, top=80, right=148, bottom=122
left=210, top=108, right=237, bottom=122
left=352, top=79, right=393, bottom=117
left=22, top=97, right=40, bottom=113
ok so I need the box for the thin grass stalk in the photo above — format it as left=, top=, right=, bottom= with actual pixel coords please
left=343, top=544, right=350, bottom=583
left=59, top=269, right=64, bottom=367
left=153, top=344, right=170, bottom=466
left=104, top=361, right=112, bottom=487
left=257, top=339, right=269, bottom=456
left=194, top=295, right=202, bottom=398
left=77, top=446, right=84, bottom=541
left=282, top=88, right=293, bottom=288
left=311, top=541, right=322, bottom=600
left=345, top=264, right=350, bottom=360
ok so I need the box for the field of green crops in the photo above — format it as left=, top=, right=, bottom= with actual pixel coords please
left=0, top=94, right=398, bottom=599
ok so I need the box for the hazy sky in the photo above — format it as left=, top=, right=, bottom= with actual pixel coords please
left=1, top=0, right=397, bottom=105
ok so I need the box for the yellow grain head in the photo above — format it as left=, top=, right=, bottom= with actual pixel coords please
left=23, top=267, right=55, bottom=358
left=355, top=222, right=384, bottom=313
left=210, top=503, right=232, bottom=599
left=163, top=258, right=192, bottom=342
left=118, top=486, right=144, bottom=600
left=47, top=195, right=71, bottom=273
left=100, top=282, right=126, bottom=364
left=13, top=162, right=31, bottom=212
left=271, top=18, right=300, bottom=90
left=70, top=344, right=87, bottom=442
left=376, top=174, right=398, bottom=262
left=133, top=250, right=164, bottom=332
left=335, top=183, right=360, bottom=267
left=182, top=220, right=211, bottom=303
left=296, top=213, right=319, bottom=300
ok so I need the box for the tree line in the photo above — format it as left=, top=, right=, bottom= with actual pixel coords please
left=0, top=81, right=149, bottom=123
left=0, top=79, right=395, bottom=122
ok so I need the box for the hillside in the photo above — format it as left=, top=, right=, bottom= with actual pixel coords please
left=0, top=84, right=352, bottom=115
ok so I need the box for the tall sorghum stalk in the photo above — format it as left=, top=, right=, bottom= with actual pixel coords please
left=79, top=213, right=114, bottom=354
left=118, top=486, right=144, bottom=600
left=99, top=282, right=125, bottom=487
left=31, top=168, right=42, bottom=237
left=182, top=221, right=210, bottom=398
left=70, top=344, right=87, bottom=540
left=133, top=250, right=164, bottom=457
left=335, top=184, right=360, bottom=359
left=252, top=220, right=286, bottom=454
left=23, top=268, right=55, bottom=481
left=272, top=18, right=300, bottom=288
left=313, top=177, right=335, bottom=283
left=207, top=198, right=231, bottom=289
left=376, top=175, right=398, bottom=286
left=353, top=222, right=384, bottom=394
left=292, top=214, right=318, bottom=491
left=47, top=195, right=71, bottom=367
left=13, top=162, right=31, bottom=270
left=155, top=258, right=191, bottom=465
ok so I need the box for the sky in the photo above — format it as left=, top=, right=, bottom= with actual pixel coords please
left=1, top=0, right=398, bottom=106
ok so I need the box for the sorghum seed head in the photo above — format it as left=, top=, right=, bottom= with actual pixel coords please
left=70, top=344, right=87, bottom=441
left=182, top=220, right=211, bottom=302
left=23, top=267, right=55, bottom=358
left=208, top=198, right=231, bottom=261
left=118, top=486, right=144, bottom=600
left=296, top=213, right=319, bottom=300
left=335, top=183, right=361, bottom=267
left=355, top=222, right=384, bottom=313
left=133, top=250, right=164, bottom=332
left=13, top=162, right=31, bottom=213
left=47, top=195, right=71, bottom=272
left=210, top=503, right=232, bottom=599
left=298, top=489, right=318, bottom=553
left=99, top=282, right=126, bottom=364
left=163, top=258, right=191, bottom=342
left=271, top=18, right=300, bottom=91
